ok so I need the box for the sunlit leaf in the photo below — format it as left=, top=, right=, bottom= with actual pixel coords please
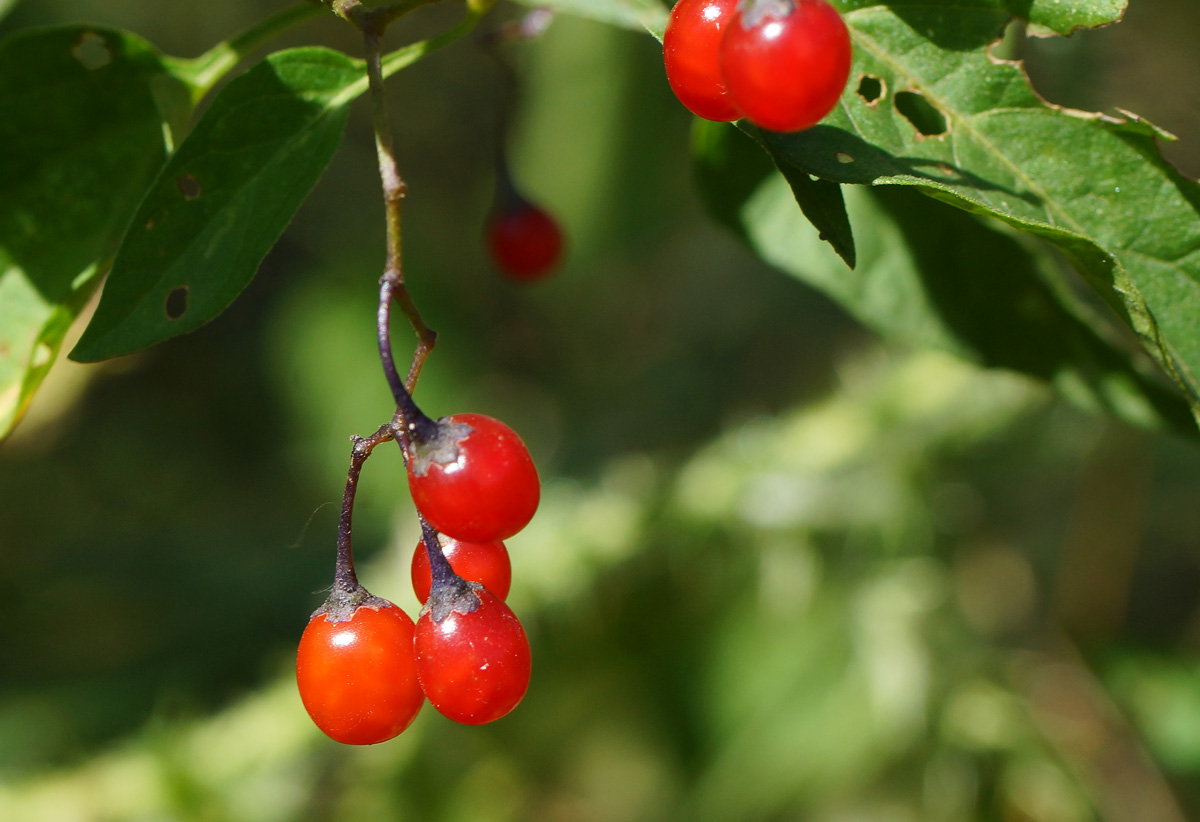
left=695, top=121, right=1194, bottom=436
left=749, top=2, right=1200, bottom=426
left=70, top=47, right=364, bottom=362
left=0, top=26, right=188, bottom=439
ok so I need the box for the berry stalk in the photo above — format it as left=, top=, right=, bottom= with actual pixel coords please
left=322, top=423, right=396, bottom=621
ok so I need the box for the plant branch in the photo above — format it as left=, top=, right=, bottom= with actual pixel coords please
left=379, top=5, right=487, bottom=80
left=331, top=0, right=444, bottom=28
left=360, top=21, right=440, bottom=417
left=174, top=4, right=327, bottom=101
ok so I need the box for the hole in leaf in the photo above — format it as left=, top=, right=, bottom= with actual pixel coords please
left=857, top=75, right=884, bottom=104
left=71, top=32, right=111, bottom=70
left=177, top=174, right=201, bottom=200
left=895, top=91, right=948, bottom=137
left=31, top=343, right=53, bottom=368
left=836, top=152, right=855, bottom=164
left=165, top=286, right=189, bottom=320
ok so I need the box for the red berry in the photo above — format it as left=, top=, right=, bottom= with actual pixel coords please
left=407, top=412, right=540, bottom=543
left=412, top=535, right=512, bottom=604
left=663, top=0, right=742, bottom=122
left=486, top=202, right=564, bottom=282
left=720, top=0, right=852, bottom=133
left=415, top=588, right=531, bottom=724
left=296, top=602, right=424, bottom=745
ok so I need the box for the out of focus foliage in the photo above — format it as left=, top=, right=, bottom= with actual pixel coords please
left=2, top=1, right=1200, bottom=820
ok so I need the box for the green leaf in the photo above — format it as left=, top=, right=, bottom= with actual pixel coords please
left=749, top=2, right=1200, bottom=425
left=0, top=26, right=188, bottom=439
left=694, top=120, right=856, bottom=267
left=0, top=0, right=21, bottom=23
left=695, top=122, right=1195, bottom=436
left=70, top=47, right=363, bottom=363
left=830, top=0, right=1126, bottom=39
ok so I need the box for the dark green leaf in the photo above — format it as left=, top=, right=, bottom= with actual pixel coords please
left=746, top=2, right=1200, bottom=426
left=695, top=122, right=1194, bottom=436
left=694, top=120, right=856, bottom=267
left=70, top=47, right=364, bottom=363
left=0, top=26, right=188, bottom=438
left=830, top=0, right=1126, bottom=39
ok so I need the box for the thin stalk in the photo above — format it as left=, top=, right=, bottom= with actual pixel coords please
left=420, top=516, right=457, bottom=592
left=481, top=10, right=554, bottom=212
left=333, top=423, right=395, bottom=593
left=360, top=19, right=441, bottom=433
left=172, top=4, right=327, bottom=101
left=380, top=6, right=486, bottom=80
left=377, top=276, right=436, bottom=441
left=420, top=515, right=480, bottom=622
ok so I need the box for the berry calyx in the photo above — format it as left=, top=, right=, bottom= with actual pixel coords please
left=486, top=201, right=564, bottom=282
left=412, top=534, right=512, bottom=604
left=406, top=412, right=540, bottom=542
left=720, top=0, right=852, bottom=133
left=663, top=0, right=742, bottom=122
left=296, top=598, right=424, bottom=745
left=415, top=586, right=532, bottom=725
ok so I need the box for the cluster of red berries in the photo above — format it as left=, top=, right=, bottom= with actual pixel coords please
left=294, top=9, right=558, bottom=749
left=296, top=412, right=539, bottom=744
left=663, top=0, right=852, bottom=132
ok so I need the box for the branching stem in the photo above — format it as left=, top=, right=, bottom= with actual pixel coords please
left=325, top=0, right=489, bottom=604
left=361, top=21, right=438, bottom=405
left=178, top=4, right=327, bottom=100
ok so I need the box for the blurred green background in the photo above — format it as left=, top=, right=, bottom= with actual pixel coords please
left=2, top=0, right=1200, bottom=819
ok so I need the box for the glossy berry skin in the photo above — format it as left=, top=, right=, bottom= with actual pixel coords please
left=415, top=589, right=532, bottom=725
left=407, top=413, right=540, bottom=543
left=720, top=0, right=852, bottom=133
left=486, top=203, right=563, bottom=282
left=663, top=0, right=742, bottom=122
left=296, top=603, right=424, bottom=745
left=412, top=536, right=512, bottom=604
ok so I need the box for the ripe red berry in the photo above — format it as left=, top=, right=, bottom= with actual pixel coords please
left=412, top=535, right=512, bottom=604
left=415, top=588, right=532, bottom=725
left=663, top=0, right=742, bottom=122
left=486, top=202, right=564, bottom=282
left=407, top=412, right=540, bottom=543
left=720, top=0, right=852, bottom=133
left=296, top=602, right=424, bottom=745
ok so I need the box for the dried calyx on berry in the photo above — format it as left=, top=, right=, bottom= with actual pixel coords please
left=403, top=410, right=540, bottom=543
left=419, top=519, right=486, bottom=623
